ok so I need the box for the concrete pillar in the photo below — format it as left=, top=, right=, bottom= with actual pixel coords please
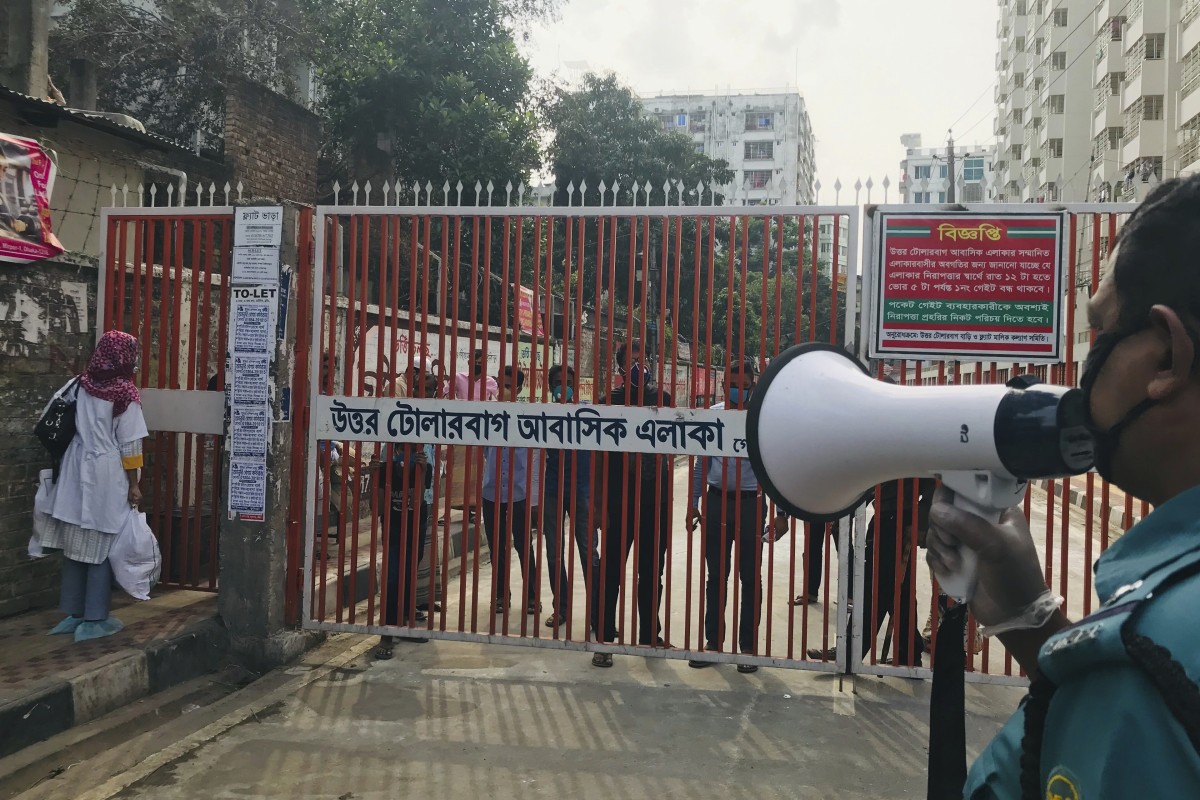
left=3, top=0, right=50, bottom=98
left=218, top=200, right=318, bottom=671
left=68, top=58, right=98, bottom=111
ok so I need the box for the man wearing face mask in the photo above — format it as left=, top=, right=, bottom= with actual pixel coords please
left=541, top=364, right=601, bottom=632
left=927, top=174, right=1200, bottom=799
left=591, top=340, right=674, bottom=667
left=686, top=358, right=789, bottom=672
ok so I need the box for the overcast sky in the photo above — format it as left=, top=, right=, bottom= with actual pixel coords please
left=524, top=0, right=1000, bottom=200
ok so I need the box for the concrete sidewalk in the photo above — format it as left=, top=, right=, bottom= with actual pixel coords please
left=0, top=589, right=225, bottom=759
left=11, top=633, right=1027, bottom=800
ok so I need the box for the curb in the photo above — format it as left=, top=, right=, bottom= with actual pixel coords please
left=1033, top=479, right=1138, bottom=532
left=0, top=615, right=229, bottom=759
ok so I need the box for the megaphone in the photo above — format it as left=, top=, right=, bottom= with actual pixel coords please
left=746, top=343, right=1095, bottom=600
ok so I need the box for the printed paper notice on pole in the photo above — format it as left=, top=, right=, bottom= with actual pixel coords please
left=231, top=405, right=269, bottom=459
left=231, top=286, right=278, bottom=355
left=232, top=246, right=281, bottom=285
left=229, top=458, right=267, bottom=521
left=869, top=211, right=1066, bottom=363
left=231, top=355, right=270, bottom=405
left=234, top=207, right=283, bottom=248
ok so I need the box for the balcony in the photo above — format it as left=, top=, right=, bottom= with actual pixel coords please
left=1122, top=119, right=1166, bottom=166
left=1183, top=89, right=1200, bottom=134
left=1094, top=100, right=1123, bottom=137
left=1185, top=9, right=1200, bottom=57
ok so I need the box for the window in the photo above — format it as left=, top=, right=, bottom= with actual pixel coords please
left=1145, top=95, right=1164, bottom=120
left=963, top=158, right=985, bottom=181
left=744, top=140, right=774, bottom=160
left=744, top=169, right=772, bottom=189
left=914, top=165, right=932, bottom=179
left=938, top=164, right=948, bottom=179
left=1015, top=0, right=1027, bottom=14
left=1032, top=76, right=1044, bottom=92
left=1051, top=51, right=1067, bottom=70
left=963, top=183, right=985, bottom=202
left=1146, top=34, right=1165, bottom=60
left=1049, top=94, right=1065, bottom=114
left=746, top=112, right=774, bottom=131
left=1110, top=16, right=1126, bottom=41
left=1016, top=36, right=1027, bottom=52
left=1012, top=108, right=1025, bottom=123
left=689, top=111, right=707, bottom=133
left=656, top=113, right=686, bottom=130
left=1034, top=39, right=1045, bottom=56
left=913, top=192, right=931, bottom=203
left=1053, top=8, right=1068, bottom=26
left=1108, top=72, right=1124, bottom=95
left=1012, top=144, right=1024, bottom=159
left=1108, top=127, right=1124, bottom=149
left=1014, top=71, right=1026, bottom=88
left=1049, top=138, right=1063, bottom=158
left=694, top=142, right=705, bottom=154
left=937, top=192, right=947, bottom=203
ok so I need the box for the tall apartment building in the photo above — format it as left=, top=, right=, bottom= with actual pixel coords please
left=995, top=0, right=1200, bottom=204
left=899, top=142, right=999, bottom=203
left=994, top=0, right=1097, bottom=203
left=641, top=92, right=817, bottom=206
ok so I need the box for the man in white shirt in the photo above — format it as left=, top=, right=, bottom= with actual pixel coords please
left=686, top=358, right=789, bottom=672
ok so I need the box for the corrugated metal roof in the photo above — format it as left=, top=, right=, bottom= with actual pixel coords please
left=0, top=83, right=192, bottom=152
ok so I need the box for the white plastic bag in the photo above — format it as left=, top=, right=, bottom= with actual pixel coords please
left=29, top=469, right=55, bottom=558
left=109, top=510, right=162, bottom=601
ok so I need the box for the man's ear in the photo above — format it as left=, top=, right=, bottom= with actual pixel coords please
left=1147, top=304, right=1196, bottom=401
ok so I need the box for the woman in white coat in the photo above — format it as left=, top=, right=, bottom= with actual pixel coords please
left=36, top=330, right=148, bottom=642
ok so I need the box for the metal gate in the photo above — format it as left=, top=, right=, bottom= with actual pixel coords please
left=99, top=205, right=234, bottom=590
left=301, top=197, right=861, bottom=672
left=295, top=193, right=1144, bottom=681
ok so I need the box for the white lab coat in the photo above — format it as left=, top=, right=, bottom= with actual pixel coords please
left=36, top=384, right=148, bottom=534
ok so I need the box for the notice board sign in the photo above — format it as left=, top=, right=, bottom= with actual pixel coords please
left=868, top=211, right=1066, bottom=363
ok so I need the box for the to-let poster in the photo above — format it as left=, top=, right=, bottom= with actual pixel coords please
left=231, top=286, right=278, bottom=355
left=229, top=459, right=268, bottom=521
left=231, top=355, right=270, bottom=405
left=231, top=406, right=269, bottom=459
left=232, top=246, right=281, bottom=285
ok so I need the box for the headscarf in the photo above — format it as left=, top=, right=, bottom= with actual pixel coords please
left=80, top=331, right=141, bottom=415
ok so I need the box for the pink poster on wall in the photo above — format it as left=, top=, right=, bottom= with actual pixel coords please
left=0, top=134, right=63, bottom=264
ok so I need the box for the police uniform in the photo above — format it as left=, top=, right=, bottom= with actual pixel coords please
left=965, top=485, right=1200, bottom=799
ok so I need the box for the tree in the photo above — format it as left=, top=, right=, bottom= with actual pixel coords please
left=543, top=73, right=733, bottom=206
left=307, top=0, right=544, bottom=189
left=48, top=0, right=308, bottom=151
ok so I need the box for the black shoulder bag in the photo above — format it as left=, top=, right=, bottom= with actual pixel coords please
left=35, top=377, right=81, bottom=477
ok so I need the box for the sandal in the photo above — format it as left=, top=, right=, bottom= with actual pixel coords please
left=375, top=636, right=394, bottom=660
left=591, top=652, right=613, bottom=668
left=790, top=593, right=819, bottom=606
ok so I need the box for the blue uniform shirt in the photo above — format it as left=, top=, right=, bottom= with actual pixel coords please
left=481, top=446, right=542, bottom=504
left=965, top=484, right=1200, bottom=799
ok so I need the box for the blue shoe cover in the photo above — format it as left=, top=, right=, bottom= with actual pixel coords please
left=74, top=617, right=124, bottom=643
left=48, top=616, right=82, bottom=635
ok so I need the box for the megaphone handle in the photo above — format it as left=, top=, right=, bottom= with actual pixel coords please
left=934, top=491, right=1002, bottom=604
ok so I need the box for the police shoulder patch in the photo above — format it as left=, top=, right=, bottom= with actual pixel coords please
left=1046, top=767, right=1082, bottom=800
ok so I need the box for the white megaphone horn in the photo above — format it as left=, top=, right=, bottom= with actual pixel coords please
left=746, top=344, right=1095, bottom=601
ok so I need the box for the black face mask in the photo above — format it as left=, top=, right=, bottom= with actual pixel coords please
left=1079, top=328, right=1158, bottom=482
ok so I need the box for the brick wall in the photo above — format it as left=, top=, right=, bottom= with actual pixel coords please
left=223, top=79, right=320, bottom=205
left=0, top=258, right=97, bottom=617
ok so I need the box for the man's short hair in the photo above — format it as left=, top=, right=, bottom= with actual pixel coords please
left=501, top=364, right=525, bottom=388
left=548, top=364, right=575, bottom=385
left=728, top=357, right=757, bottom=378
left=615, top=340, right=643, bottom=367
left=1111, top=174, right=1200, bottom=333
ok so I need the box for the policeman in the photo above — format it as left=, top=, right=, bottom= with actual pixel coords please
left=926, top=174, right=1200, bottom=798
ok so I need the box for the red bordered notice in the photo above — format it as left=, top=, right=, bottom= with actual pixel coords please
left=0, top=134, right=64, bottom=264
left=870, top=211, right=1066, bottom=362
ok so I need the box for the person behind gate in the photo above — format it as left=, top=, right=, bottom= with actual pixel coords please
left=591, top=339, right=673, bottom=668
left=369, top=358, right=439, bottom=660
left=541, top=363, right=601, bottom=632
left=926, top=174, right=1200, bottom=798
left=686, top=358, right=788, bottom=673
left=33, top=330, right=148, bottom=642
left=481, top=365, right=542, bottom=617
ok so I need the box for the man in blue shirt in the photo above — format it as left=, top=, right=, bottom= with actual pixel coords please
left=686, top=358, right=789, bottom=672
left=927, top=174, right=1200, bottom=798
left=541, top=363, right=600, bottom=631
left=482, top=364, right=542, bottom=617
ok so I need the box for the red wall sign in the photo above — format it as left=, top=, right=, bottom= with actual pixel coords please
left=869, top=211, right=1066, bottom=362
